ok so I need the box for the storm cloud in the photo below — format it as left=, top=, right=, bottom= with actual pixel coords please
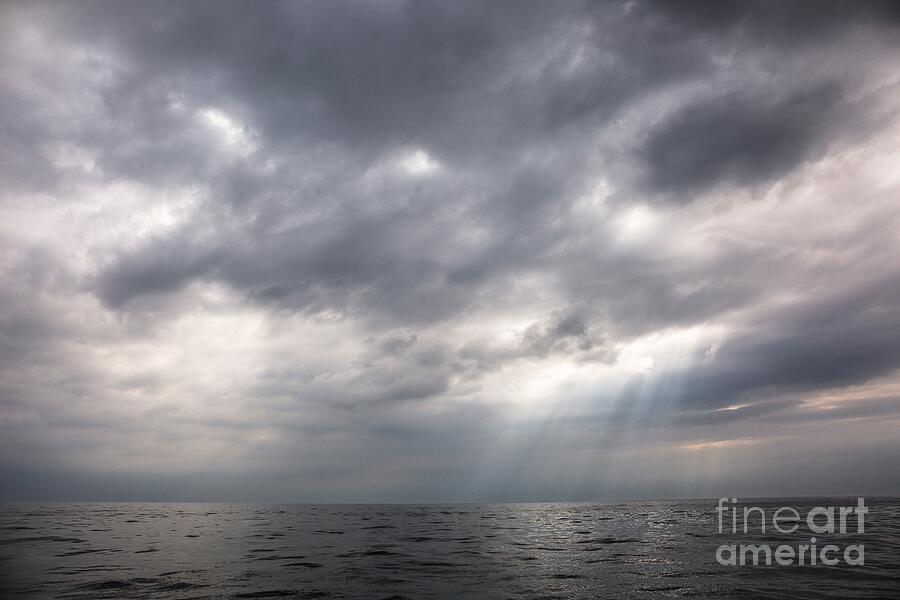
left=640, top=82, right=848, bottom=197
left=2, top=0, right=900, bottom=501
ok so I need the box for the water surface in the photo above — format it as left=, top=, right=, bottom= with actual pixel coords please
left=1, top=498, right=898, bottom=599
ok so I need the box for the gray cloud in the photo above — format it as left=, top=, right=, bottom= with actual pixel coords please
left=677, top=276, right=900, bottom=410
left=2, top=0, right=900, bottom=501
left=642, top=0, right=900, bottom=45
left=640, top=82, right=847, bottom=198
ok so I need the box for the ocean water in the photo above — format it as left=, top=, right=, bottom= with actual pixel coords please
left=1, top=498, right=898, bottom=599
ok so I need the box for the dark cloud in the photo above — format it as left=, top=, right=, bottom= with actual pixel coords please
left=2, top=0, right=900, bottom=500
left=520, top=311, right=611, bottom=359
left=667, top=276, right=900, bottom=412
left=643, top=0, right=900, bottom=45
left=97, top=234, right=220, bottom=307
left=640, top=82, right=847, bottom=198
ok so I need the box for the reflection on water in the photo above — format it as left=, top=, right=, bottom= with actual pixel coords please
left=1, top=499, right=898, bottom=599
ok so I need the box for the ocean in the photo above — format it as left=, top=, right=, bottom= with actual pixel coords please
left=1, top=498, right=898, bottom=599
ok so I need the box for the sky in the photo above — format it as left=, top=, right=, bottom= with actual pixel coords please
left=2, top=0, right=900, bottom=502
